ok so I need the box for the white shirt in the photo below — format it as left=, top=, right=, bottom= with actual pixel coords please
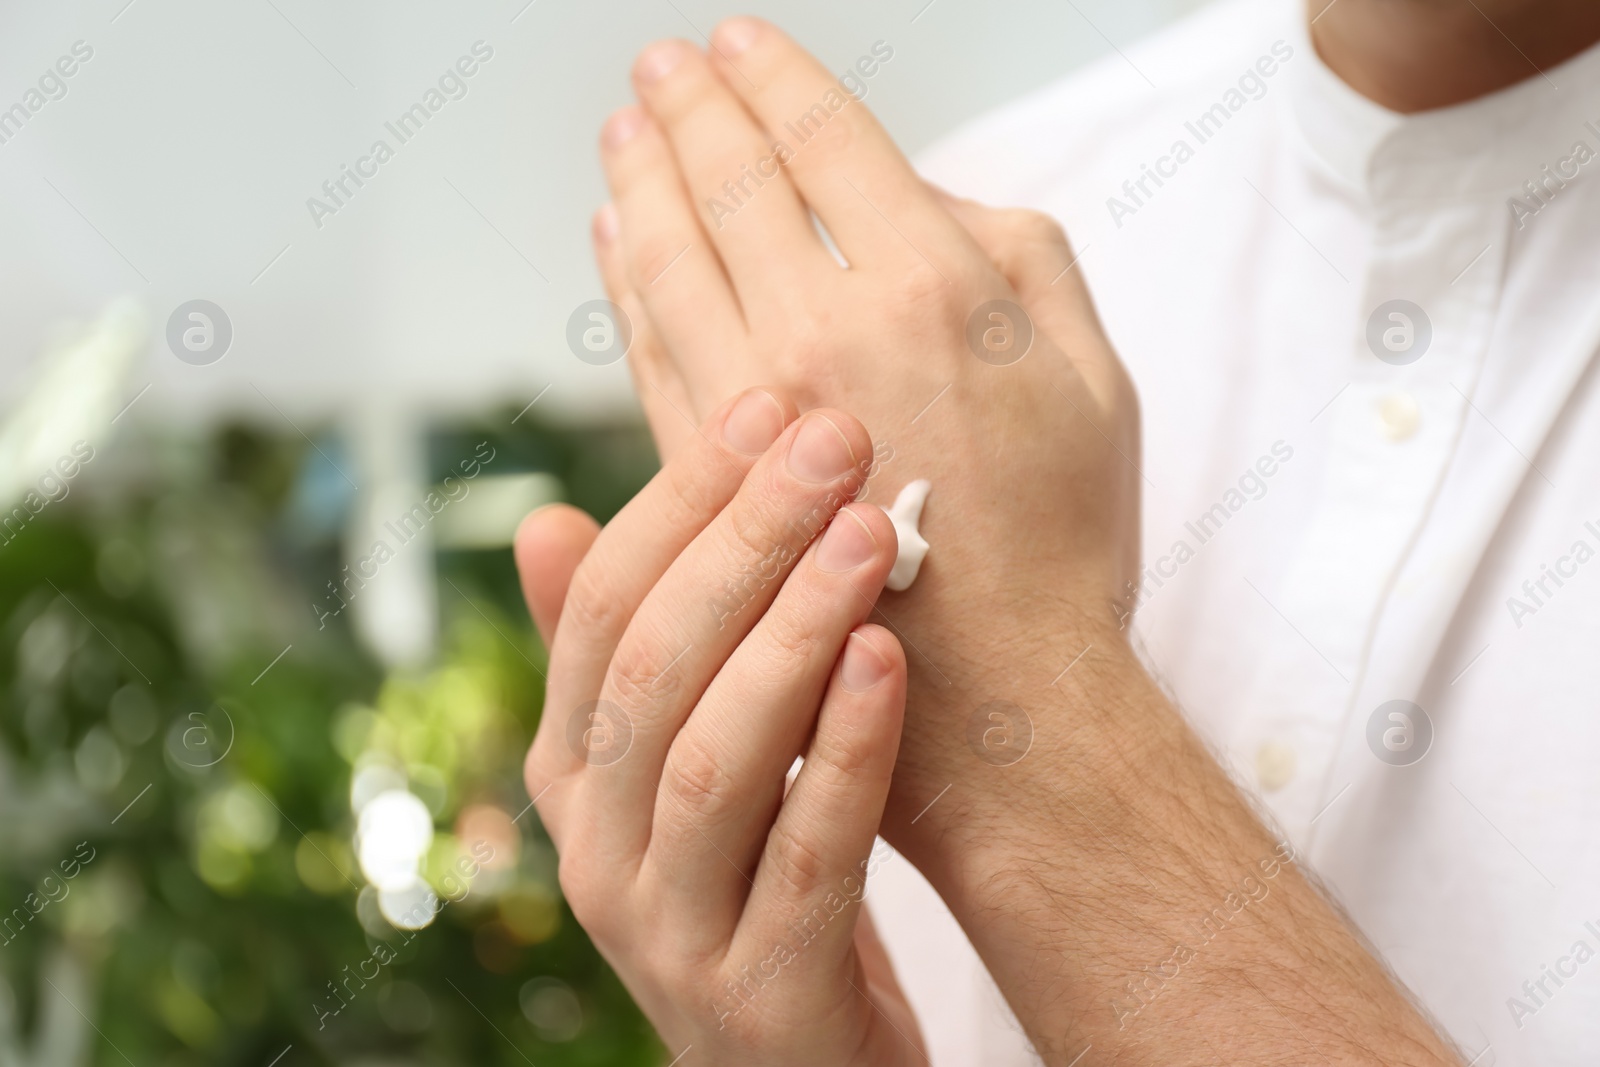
left=869, top=1, right=1600, bottom=1063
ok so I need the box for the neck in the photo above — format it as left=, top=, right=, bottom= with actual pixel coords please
left=1309, top=0, right=1600, bottom=113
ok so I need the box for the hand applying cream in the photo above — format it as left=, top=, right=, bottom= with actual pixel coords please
left=881, top=479, right=931, bottom=591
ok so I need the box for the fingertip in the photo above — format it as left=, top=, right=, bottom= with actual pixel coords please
left=514, top=502, right=580, bottom=555
left=514, top=504, right=600, bottom=644
left=513, top=503, right=551, bottom=559
left=601, top=105, right=649, bottom=150
left=712, top=16, right=766, bottom=56
left=633, top=37, right=695, bottom=86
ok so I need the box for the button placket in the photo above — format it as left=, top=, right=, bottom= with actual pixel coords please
left=1252, top=189, right=1506, bottom=835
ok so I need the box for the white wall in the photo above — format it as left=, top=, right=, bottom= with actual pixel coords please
left=0, top=0, right=1208, bottom=426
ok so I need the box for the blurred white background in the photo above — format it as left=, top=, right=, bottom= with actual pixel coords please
left=0, top=0, right=1208, bottom=428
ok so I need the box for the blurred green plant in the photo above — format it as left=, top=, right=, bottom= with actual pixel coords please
left=0, top=410, right=661, bottom=1066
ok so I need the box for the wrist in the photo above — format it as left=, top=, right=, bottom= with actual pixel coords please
left=881, top=624, right=1459, bottom=1066
left=881, top=603, right=1164, bottom=885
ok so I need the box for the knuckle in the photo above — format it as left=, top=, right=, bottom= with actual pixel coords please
left=766, top=822, right=832, bottom=901
left=562, top=563, right=625, bottom=642
left=756, top=605, right=820, bottom=676
left=809, top=716, right=880, bottom=792
left=624, top=328, right=669, bottom=375
left=632, top=235, right=692, bottom=288
left=800, top=107, right=856, bottom=163
left=606, top=631, right=685, bottom=711
left=776, top=318, right=821, bottom=370
left=661, top=733, right=739, bottom=822
left=723, top=497, right=785, bottom=573
left=1010, top=208, right=1068, bottom=248
left=883, top=266, right=961, bottom=320
left=660, top=454, right=731, bottom=524
left=771, top=318, right=841, bottom=397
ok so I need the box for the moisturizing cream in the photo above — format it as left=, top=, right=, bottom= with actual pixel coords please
left=881, top=479, right=931, bottom=592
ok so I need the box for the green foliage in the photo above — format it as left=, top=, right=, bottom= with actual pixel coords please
left=0, top=412, right=662, bottom=1065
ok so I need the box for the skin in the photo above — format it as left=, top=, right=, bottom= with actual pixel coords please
left=518, top=2, right=1600, bottom=1062
left=1311, top=0, right=1600, bottom=112
left=518, top=391, right=926, bottom=1064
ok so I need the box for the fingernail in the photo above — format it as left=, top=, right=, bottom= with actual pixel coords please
left=723, top=389, right=786, bottom=454
left=636, top=40, right=686, bottom=83
left=787, top=413, right=856, bottom=483
left=840, top=633, right=891, bottom=693
left=816, top=507, right=877, bottom=574
left=603, top=108, right=646, bottom=148
left=593, top=203, right=619, bottom=245
left=714, top=17, right=761, bottom=56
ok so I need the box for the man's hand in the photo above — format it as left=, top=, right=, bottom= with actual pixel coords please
left=578, top=17, right=1465, bottom=1067
left=516, top=389, right=925, bottom=1065
left=593, top=9, right=1142, bottom=860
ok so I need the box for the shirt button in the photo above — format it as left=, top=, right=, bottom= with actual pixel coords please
left=1377, top=391, right=1420, bottom=441
left=1255, top=740, right=1296, bottom=792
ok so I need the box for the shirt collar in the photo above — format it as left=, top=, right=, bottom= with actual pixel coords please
left=1284, top=4, right=1600, bottom=202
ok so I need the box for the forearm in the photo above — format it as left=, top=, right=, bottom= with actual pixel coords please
left=881, top=610, right=1461, bottom=1065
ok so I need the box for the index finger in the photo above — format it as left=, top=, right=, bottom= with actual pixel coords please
left=572, top=408, right=876, bottom=864
left=526, top=387, right=796, bottom=838
left=706, top=17, right=975, bottom=275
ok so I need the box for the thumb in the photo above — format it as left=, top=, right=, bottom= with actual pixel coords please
left=513, top=504, right=601, bottom=648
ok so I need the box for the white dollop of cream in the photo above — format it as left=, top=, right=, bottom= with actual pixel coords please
left=880, top=479, right=932, bottom=592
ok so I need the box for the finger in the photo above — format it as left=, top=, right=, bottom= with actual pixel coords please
left=734, top=624, right=906, bottom=975
left=631, top=39, right=832, bottom=310
left=514, top=504, right=601, bottom=648
left=933, top=192, right=1126, bottom=408
left=853, top=904, right=905, bottom=1004
left=853, top=906, right=927, bottom=1058
left=592, top=202, right=698, bottom=458
left=527, top=387, right=797, bottom=840
left=602, top=106, right=748, bottom=408
left=576, top=409, right=876, bottom=863
left=706, top=18, right=974, bottom=275
left=645, top=502, right=898, bottom=944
